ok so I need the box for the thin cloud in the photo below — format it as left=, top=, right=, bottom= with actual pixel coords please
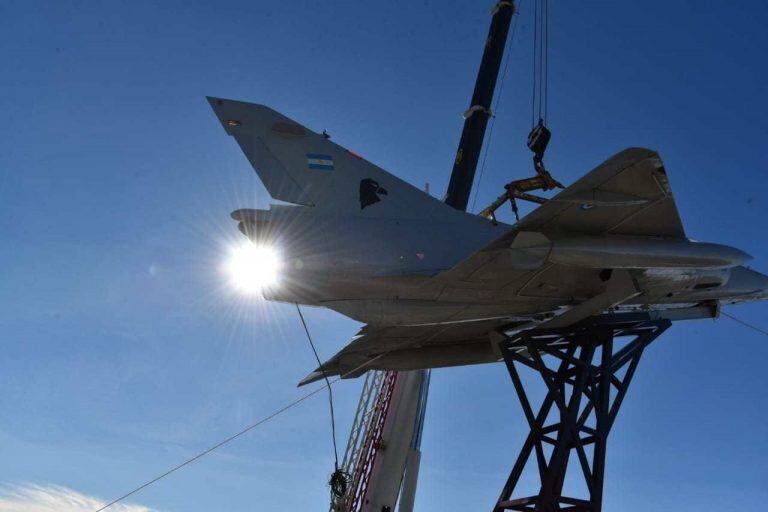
left=0, top=484, right=158, bottom=512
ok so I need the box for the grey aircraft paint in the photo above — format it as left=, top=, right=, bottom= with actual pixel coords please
left=207, top=97, right=768, bottom=384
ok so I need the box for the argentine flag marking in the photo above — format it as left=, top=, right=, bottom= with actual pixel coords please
left=306, top=153, right=334, bottom=170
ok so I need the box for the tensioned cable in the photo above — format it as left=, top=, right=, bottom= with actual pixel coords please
left=295, top=303, right=340, bottom=468
left=93, top=351, right=383, bottom=512
left=721, top=310, right=768, bottom=337
left=543, top=0, right=549, bottom=123
left=470, top=4, right=521, bottom=213
left=93, top=383, right=328, bottom=512
left=531, top=0, right=549, bottom=125
left=537, top=0, right=543, bottom=123
left=531, top=0, right=538, bottom=128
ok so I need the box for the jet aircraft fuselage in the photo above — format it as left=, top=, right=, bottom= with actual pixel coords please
left=233, top=204, right=765, bottom=327
left=209, top=97, right=768, bottom=380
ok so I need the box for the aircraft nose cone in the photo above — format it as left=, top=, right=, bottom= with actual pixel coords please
left=727, top=266, right=768, bottom=300
left=750, top=267, right=768, bottom=296
left=760, top=272, right=768, bottom=299
left=731, top=247, right=753, bottom=266
left=713, top=244, right=753, bottom=267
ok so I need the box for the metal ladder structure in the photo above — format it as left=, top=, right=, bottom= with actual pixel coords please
left=332, top=371, right=396, bottom=512
left=331, top=369, right=431, bottom=512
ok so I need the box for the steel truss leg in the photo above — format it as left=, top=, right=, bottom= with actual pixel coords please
left=493, top=316, right=671, bottom=512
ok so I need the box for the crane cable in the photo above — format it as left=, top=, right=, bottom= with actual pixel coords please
left=295, top=304, right=340, bottom=467
left=721, top=310, right=768, bottom=337
left=93, top=386, right=328, bottom=512
left=531, top=0, right=549, bottom=127
left=93, top=350, right=384, bottom=512
left=295, top=304, right=349, bottom=499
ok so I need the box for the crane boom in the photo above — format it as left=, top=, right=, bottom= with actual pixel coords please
left=444, top=1, right=516, bottom=211
left=332, top=4, right=517, bottom=510
left=331, top=370, right=429, bottom=512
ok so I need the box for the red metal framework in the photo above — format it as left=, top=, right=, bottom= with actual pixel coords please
left=335, top=370, right=399, bottom=512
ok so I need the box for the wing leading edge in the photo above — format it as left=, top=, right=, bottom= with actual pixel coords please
left=298, top=318, right=525, bottom=386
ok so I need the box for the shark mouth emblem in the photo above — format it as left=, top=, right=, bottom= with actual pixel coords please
left=359, top=178, right=388, bottom=209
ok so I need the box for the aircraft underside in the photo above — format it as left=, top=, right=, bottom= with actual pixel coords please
left=312, top=264, right=768, bottom=327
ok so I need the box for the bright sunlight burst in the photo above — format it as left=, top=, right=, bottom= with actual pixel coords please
left=225, top=242, right=282, bottom=295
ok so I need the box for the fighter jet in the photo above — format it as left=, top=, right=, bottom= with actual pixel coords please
left=207, top=97, right=768, bottom=384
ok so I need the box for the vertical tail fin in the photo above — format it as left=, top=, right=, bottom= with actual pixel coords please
left=208, top=97, right=458, bottom=220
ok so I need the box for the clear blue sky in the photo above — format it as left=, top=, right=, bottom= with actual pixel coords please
left=1, top=1, right=767, bottom=510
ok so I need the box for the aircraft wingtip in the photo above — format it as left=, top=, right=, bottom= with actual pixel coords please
left=297, top=370, right=326, bottom=387
left=206, top=95, right=223, bottom=106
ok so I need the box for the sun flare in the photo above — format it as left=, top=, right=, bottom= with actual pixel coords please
left=225, top=242, right=281, bottom=295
